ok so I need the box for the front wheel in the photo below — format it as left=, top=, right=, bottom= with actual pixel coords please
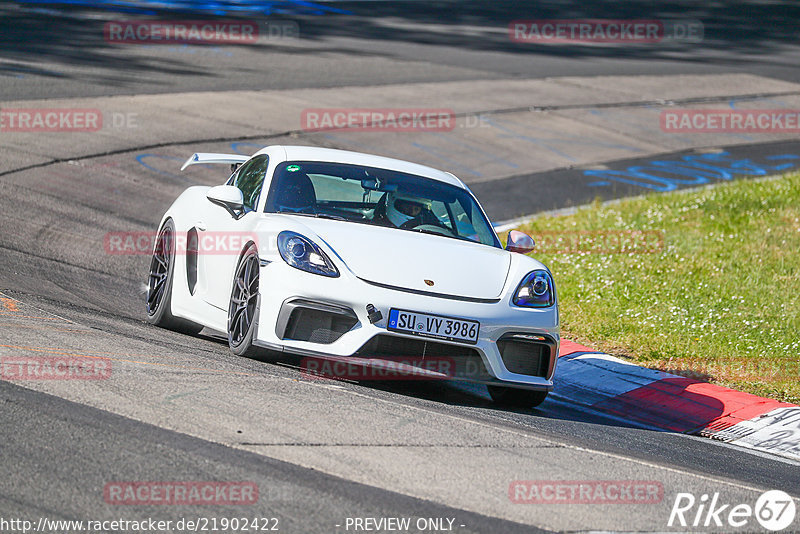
left=146, top=219, right=203, bottom=334
left=227, top=243, right=261, bottom=357
left=488, top=385, right=548, bottom=408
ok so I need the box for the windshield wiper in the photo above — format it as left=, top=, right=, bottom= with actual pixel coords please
left=408, top=227, right=466, bottom=241
left=282, top=212, right=348, bottom=221
left=313, top=213, right=347, bottom=221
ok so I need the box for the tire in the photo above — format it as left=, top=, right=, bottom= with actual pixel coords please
left=227, top=243, right=262, bottom=357
left=487, top=385, right=548, bottom=408
left=146, top=219, right=203, bottom=334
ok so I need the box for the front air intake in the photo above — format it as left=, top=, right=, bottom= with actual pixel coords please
left=497, top=334, right=555, bottom=378
left=355, top=335, right=493, bottom=381
left=277, top=299, right=358, bottom=344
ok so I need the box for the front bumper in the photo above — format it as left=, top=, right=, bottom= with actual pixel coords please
left=253, top=261, right=559, bottom=390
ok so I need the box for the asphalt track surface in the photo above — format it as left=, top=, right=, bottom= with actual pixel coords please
left=4, top=0, right=800, bottom=100
left=2, top=1, right=800, bottom=532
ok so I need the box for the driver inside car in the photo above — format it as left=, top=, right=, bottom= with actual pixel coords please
left=382, top=190, right=439, bottom=229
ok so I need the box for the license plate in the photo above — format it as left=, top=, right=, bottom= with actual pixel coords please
left=387, top=309, right=480, bottom=344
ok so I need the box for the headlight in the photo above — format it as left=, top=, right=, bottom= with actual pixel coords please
left=277, top=231, right=339, bottom=277
left=513, top=270, right=555, bottom=308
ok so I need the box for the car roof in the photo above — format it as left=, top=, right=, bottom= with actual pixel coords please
left=254, top=145, right=466, bottom=189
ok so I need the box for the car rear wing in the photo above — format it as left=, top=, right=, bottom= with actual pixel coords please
left=181, top=153, right=250, bottom=171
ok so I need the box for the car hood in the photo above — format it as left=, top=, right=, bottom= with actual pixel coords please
left=290, top=217, right=511, bottom=300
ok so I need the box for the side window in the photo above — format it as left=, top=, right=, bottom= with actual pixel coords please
left=233, top=155, right=269, bottom=211
left=430, top=200, right=454, bottom=231
left=449, top=199, right=482, bottom=242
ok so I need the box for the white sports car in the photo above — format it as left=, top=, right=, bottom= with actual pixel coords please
left=147, top=145, right=559, bottom=407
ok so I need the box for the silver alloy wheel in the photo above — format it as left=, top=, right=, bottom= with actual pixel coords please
left=228, top=249, right=259, bottom=347
left=147, top=224, right=172, bottom=316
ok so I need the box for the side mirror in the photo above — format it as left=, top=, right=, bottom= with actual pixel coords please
left=505, top=230, right=535, bottom=254
left=207, top=185, right=245, bottom=219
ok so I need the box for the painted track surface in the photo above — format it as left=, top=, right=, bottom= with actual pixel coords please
left=2, top=1, right=800, bottom=532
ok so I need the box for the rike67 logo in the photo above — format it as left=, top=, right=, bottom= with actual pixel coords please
left=669, top=490, right=796, bottom=531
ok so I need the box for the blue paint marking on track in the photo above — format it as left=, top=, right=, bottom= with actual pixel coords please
left=729, top=97, right=792, bottom=109
left=766, top=154, right=800, bottom=170
left=14, top=0, right=351, bottom=16
left=585, top=151, right=800, bottom=191
left=230, top=142, right=266, bottom=155
left=136, top=154, right=197, bottom=184
left=137, top=144, right=267, bottom=181
left=135, top=136, right=800, bottom=206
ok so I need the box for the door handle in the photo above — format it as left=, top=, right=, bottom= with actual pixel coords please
left=197, top=222, right=207, bottom=231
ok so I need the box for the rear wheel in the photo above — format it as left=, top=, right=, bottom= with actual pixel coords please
left=488, top=385, right=548, bottom=408
left=228, top=243, right=261, bottom=357
left=146, top=219, right=203, bottom=334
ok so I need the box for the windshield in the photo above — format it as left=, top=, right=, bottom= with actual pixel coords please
left=264, top=161, right=501, bottom=248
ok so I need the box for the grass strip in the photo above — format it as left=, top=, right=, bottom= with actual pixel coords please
left=514, top=173, right=800, bottom=403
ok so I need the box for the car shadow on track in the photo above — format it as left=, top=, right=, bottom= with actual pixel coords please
left=194, top=332, right=655, bottom=430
